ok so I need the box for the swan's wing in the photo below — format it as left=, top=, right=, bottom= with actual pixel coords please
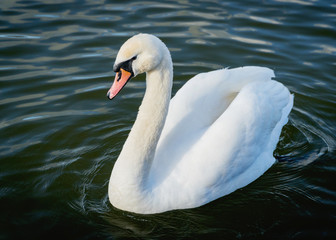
left=175, top=79, right=294, bottom=205
left=152, top=69, right=293, bottom=208
left=151, top=67, right=275, bottom=181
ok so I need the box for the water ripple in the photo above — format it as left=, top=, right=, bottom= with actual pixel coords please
left=0, top=34, right=42, bottom=39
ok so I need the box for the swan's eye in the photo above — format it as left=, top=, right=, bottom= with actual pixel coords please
left=114, top=56, right=137, bottom=74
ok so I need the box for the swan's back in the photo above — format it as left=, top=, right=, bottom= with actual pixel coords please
left=150, top=66, right=293, bottom=210
left=165, top=66, right=275, bottom=130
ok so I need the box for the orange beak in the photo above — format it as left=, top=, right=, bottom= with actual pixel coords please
left=107, top=68, right=133, bottom=100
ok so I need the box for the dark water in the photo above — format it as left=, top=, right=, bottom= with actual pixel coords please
left=1, top=0, right=336, bottom=239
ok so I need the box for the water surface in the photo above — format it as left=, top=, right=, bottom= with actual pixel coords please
left=1, top=0, right=336, bottom=239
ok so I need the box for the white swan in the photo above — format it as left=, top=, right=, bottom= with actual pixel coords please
left=107, top=33, right=293, bottom=214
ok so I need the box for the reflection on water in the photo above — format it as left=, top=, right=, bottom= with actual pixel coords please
left=1, top=0, right=335, bottom=239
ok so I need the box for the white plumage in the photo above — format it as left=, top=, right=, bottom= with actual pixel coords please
left=107, top=34, right=293, bottom=214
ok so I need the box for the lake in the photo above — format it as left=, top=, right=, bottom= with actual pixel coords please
left=1, top=0, right=335, bottom=239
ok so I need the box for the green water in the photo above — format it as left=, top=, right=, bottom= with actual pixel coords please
left=1, top=0, right=335, bottom=239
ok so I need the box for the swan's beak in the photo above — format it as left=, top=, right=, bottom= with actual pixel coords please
left=107, top=68, right=133, bottom=100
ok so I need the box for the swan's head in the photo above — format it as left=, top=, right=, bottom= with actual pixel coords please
left=107, top=33, right=169, bottom=100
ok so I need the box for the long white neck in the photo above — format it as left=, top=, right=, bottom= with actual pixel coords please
left=109, top=52, right=173, bottom=211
